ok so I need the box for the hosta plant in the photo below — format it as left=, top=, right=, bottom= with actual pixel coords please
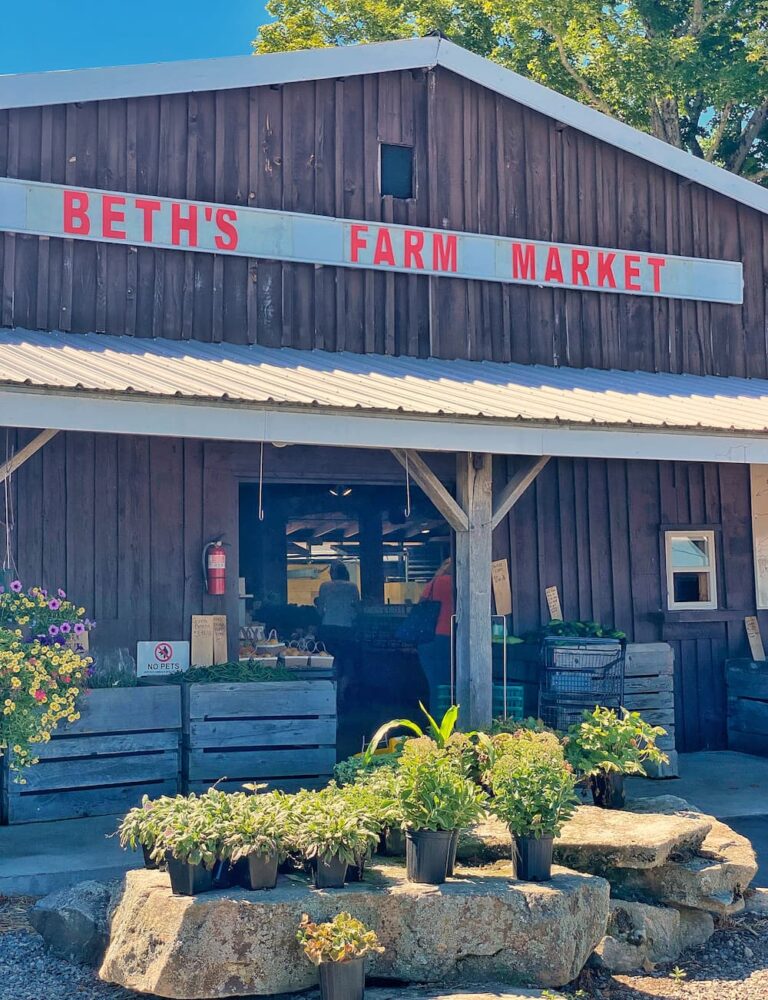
left=565, top=706, right=669, bottom=777
left=489, top=733, right=578, bottom=839
left=297, top=912, right=384, bottom=965
left=397, top=739, right=487, bottom=832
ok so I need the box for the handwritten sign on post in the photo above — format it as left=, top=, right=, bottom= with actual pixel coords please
left=492, top=559, right=512, bottom=617
left=545, top=586, right=563, bottom=621
left=744, top=616, right=767, bottom=662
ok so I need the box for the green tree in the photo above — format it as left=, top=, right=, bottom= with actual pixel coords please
left=254, top=0, right=768, bottom=185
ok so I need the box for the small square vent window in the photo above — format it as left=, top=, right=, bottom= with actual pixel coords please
left=380, top=143, right=414, bottom=199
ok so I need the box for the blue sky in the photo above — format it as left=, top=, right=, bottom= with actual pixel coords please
left=1, top=0, right=268, bottom=75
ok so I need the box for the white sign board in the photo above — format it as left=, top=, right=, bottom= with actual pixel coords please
left=0, top=177, right=743, bottom=304
left=751, top=464, right=768, bottom=609
left=137, top=640, right=190, bottom=678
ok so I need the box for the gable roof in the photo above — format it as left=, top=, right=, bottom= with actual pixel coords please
left=0, top=36, right=766, bottom=218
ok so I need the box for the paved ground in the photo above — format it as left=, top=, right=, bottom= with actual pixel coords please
left=628, top=750, right=768, bottom=888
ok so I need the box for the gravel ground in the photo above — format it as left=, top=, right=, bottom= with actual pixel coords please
left=0, top=897, right=766, bottom=1000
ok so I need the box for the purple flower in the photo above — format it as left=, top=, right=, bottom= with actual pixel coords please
left=73, top=623, right=85, bottom=636
left=48, top=599, right=61, bottom=611
left=48, top=624, right=59, bottom=637
left=10, top=581, right=22, bottom=593
left=57, top=589, right=66, bottom=599
left=0, top=586, right=4, bottom=594
left=59, top=622, right=72, bottom=634
left=41, top=589, right=48, bottom=597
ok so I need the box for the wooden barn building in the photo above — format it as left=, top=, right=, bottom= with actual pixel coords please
left=1, top=35, right=767, bottom=791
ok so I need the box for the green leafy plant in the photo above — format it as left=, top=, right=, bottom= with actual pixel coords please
left=565, top=706, right=669, bottom=778
left=333, top=748, right=400, bottom=786
left=345, top=764, right=405, bottom=833
left=220, top=790, right=295, bottom=862
left=148, top=788, right=238, bottom=868
left=489, top=732, right=578, bottom=838
left=669, top=965, right=688, bottom=984
left=117, top=794, right=178, bottom=854
left=167, top=660, right=296, bottom=684
left=397, top=738, right=487, bottom=832
left=297, top=912, right=384, bottom=965
left=529, top=619, right=626, bottom=640
left=291, top=787, right=380, bottom=865
left=363, top=701, right=460, bottom=764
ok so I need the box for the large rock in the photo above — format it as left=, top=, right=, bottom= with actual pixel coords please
left=29, top=880, right=113, bottom=966
left=100, top=862, right=609, bottom=998
left=592, top=899, right=713, bottom=973
left=555, top=805, right=711, bottom=870
left=602, top=798, right=757, bottom=915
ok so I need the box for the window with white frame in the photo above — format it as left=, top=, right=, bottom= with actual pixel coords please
left=665, top=530, right=718, bottom=611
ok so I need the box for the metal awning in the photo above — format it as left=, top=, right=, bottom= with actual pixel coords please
left=1, top=329, right=768, bottom=463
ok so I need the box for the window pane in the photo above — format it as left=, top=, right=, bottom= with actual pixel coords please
left=380, top=144, right=414, bottom=199
left=671, top=537, right=710, bottom=569
left=673, top=571, right=711, bottom=604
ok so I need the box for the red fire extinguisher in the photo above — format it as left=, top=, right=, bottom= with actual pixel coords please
left=203, top=539, right=227, bottom=595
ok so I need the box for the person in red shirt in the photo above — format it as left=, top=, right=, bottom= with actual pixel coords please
left=417, top=558, right=453, bottom=711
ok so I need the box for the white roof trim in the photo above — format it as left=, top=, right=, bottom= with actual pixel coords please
left=0, top=37, right=765, bottom=218
left=2, top=386, right=767, bottom=465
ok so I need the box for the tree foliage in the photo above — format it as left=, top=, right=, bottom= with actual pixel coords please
left=254, top=0, right=768, bottom=184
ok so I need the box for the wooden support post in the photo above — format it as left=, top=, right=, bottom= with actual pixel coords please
left=390, top=449, right=468, bottom=532
left=358, top=507, right=384, bottom=603
left=454, top=452, right=493, bottom=730
left=0, top=429, right=58, bottom=484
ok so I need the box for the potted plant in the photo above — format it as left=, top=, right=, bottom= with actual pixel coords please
left=344, top=765, right=405, bottom=864
left=117, top=794, right=177, bottom=870
left=293, top=789, right=379, bottom=888
left=565, top=706, right=669, bottom=809
left=221, top=790, right=294, bottom=890
left=397, top=738, right=487, bottom=885
left=297, top=912, right=384, bottom=1000
left=489, top=731, right=578, bottom=882
left=150, top=791, right=231, bottom=896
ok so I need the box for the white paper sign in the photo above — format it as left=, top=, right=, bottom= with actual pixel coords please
left=137, top=640, right=190, bottom=678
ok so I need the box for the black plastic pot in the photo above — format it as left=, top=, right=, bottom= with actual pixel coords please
left=512, top=835, right=553, bottom=882
left=245, top=851, right=279, bottom=890
left=382, top=828, right=405, bottom=857
left=142, top=845, right=159, bottom=870
left=166, top=855, right=215, bottom=896
left=318, top=957, right=365, bottom=1000
left=590, top=770, right=626, bottom=809
left=314, top=854, right=349, bottom=888
left=346, top=857, right=366, bottom=882
left=446, top=830, right=460, bottom=877
left=405, top=829, right=454, bottom=885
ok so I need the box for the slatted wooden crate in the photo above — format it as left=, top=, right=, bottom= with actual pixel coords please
left=3, top=686, right=182, bottom=824
left=183, top=678, right=337, bottom=795
left=624, top=642, right=678, bottom=777
left=727, top=659, right=768, bottom=755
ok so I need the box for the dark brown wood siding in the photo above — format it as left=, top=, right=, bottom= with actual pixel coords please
left=4, top=424, right=756, bottom=752
left=0, top=67, right=763, bottom=376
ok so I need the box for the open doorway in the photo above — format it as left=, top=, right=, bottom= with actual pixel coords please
left=239, top=482, right=452, bottom=758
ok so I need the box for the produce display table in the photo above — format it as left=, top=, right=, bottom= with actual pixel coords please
left=182, top=674, right=337, bottom=795
left=2, top=686, right=182, bottom=824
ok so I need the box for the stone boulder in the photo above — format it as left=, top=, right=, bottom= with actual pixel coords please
left=601, top=798, right=757, bottom=915
left=591, top=899, right=713, bottom=973
left=29, top=880, right=113, bottom=966
left=100, top=861, right=609, bottom=998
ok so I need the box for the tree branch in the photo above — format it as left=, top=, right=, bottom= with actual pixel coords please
left=544, top=27, right=615, bottom=117
left=706, top=101, right=734, bottom=161
left=727, top=97, right=768, bottom=175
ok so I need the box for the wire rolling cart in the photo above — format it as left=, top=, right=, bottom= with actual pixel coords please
left=538, top=635, right=626, bottom=731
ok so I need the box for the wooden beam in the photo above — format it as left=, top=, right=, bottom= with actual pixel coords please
left=390, top=449, right=469, bottom=532
left=491, top=455, right=550, bottom=530
left=454, top=452, right=493, bottom=730
left=0, top=429, right=58, bottom=484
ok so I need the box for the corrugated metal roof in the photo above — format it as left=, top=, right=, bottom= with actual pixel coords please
left=1, top=329, right=768, bottom=435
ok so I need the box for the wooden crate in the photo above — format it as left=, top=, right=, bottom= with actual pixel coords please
left=727, top=659, right=768, bottom=755
left=3, top=686, right=182, bottom=824
left=183, top=679, right=337, bottom=795
left=624, top=643, right=678, bottom=777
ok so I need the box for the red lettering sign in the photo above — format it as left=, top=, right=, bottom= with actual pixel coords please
left=432, top=234, right=457, bottom=273
left=648, top=256, right=666, bottom=293
left=135, top=198, right=161, bottom=242
left=215, top=209, right=239, bottom=251
left=63, top=190, right=90, bottom=235
left=544, top=247, right=564, bottom=283
left=512, top=243, right=536, bottom=281
left=102, top=195, right=126, bottom=240
left=624, top=254, right=642, bottom=291
left=571, top=248, right=590, bottom=286
left=171, top=203, right=198, bottom=248
left=373, top=228, right=396, bottom=266
left=597, top=252, right=617, bottom=289
left=404, top=230, right=424, bottom=270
